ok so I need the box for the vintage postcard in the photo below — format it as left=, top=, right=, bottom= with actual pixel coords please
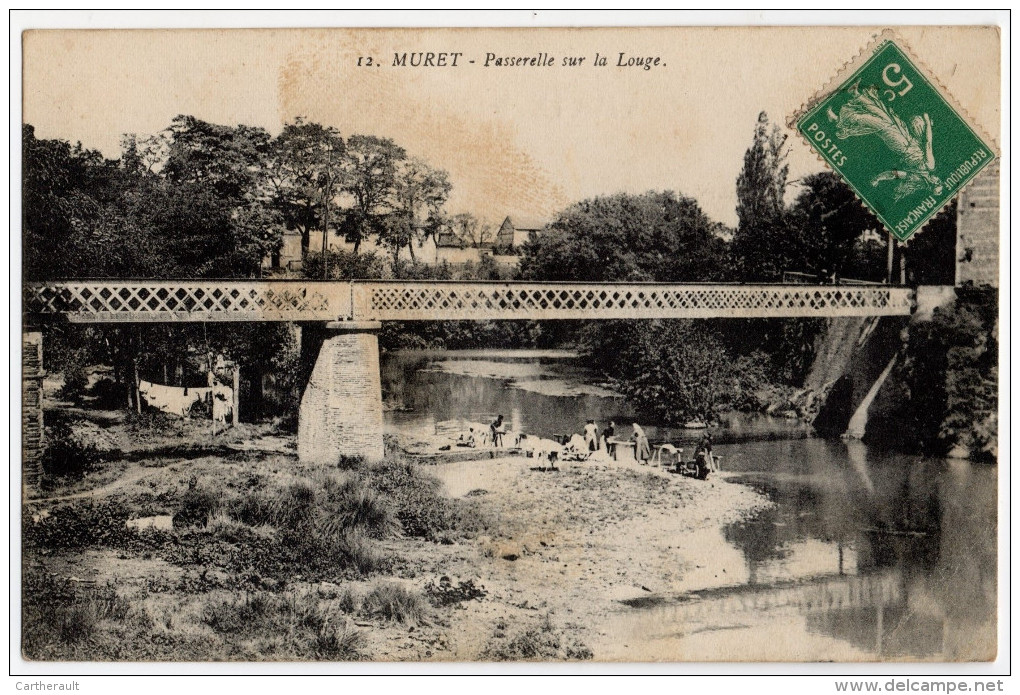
left=17, top=21, right=1002, bottom=669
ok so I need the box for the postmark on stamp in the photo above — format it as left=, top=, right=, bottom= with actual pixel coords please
left=793, top=35, right=997, bottom=241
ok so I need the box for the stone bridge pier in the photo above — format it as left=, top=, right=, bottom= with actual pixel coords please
left=297, top=321, right=385, bottom=464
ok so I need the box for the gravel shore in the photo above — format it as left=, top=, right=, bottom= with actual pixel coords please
left=378, top=454, right=773, bottom=660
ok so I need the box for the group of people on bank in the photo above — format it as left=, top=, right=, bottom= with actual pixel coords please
left=479, top=413, right=715, bottom=470
left=579, top=419, right=650, bottom=462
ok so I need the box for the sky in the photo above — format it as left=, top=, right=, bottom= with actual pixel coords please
left=22, top=26, right=1000, bottom=228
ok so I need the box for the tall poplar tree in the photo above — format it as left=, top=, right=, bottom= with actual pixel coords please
left=729, top=111, right=795, bottom=281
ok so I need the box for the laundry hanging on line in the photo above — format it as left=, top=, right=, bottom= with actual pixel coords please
left=138, top=380, right=232, bottom=420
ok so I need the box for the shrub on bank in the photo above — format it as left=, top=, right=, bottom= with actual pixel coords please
left=23, top=501, right=134, bottom=550
left=40, top=420, right=104, bottom=482
left=868, top=289, right=998, bottom=459
left=362, top=582, right=430, bottom=626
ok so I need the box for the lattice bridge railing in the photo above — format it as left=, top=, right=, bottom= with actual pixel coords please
left=25, top=281, right=914, bottom=322
left=354, top=282, right=915, bottom=320
left=24, top=281, right=352, bottom=323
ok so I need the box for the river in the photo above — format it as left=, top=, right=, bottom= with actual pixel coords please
left=381, top=350, right=997, bottom=661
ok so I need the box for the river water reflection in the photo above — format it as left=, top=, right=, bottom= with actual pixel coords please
left=382, top=350, right=997, bottom=661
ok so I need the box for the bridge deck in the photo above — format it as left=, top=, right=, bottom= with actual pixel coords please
left=24, top=281, right=915, bottom=322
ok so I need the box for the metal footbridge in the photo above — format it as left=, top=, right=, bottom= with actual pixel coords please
left=24, top=280, right=915, bottom=323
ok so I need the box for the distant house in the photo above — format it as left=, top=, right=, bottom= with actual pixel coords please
left=496, top=216, right=548, bottom=250
left=435, top=230, right=469, bottom=249
left=435, top=229, right=485, bottom=266
left=263, top=216, right=552, bottom=272
left=265, top=230, right=306, bottom=274
left=263, top=229, right=441, bottom=273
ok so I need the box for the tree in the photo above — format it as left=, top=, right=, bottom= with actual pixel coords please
left=729, top=112, right=795, bottom=281
left=902, top=201, right=957, bottom=286
left=450, top=213, right=493, bottom=248
left=266, top=118, right=346, bottom=260
left=340, top=135, right=406, bottom=255
left=380, top=157, right=451, bottom=265
left=585, top=320, right=736, bottom=424
left=150, top=116, right=283, bottom=278
left=788, top=172, right=885, bottom=281
left=518, top=191, right=727, bottom=282
left=22, top=125, right=126, bottom=279
left=161, top=115, right=271, bottom=201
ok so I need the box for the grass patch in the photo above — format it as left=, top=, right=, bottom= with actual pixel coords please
left=481, top=614, right=594, bottom=662
left=22, top=570, right=145, bottom=660
left=200, top=589, right=367, bottom=661
left=362, top=582, right=430, bottom=626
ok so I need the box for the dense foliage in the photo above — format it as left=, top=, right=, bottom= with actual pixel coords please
left=518, top=191, right=726, bottom=282
left=24, top=116, right=455, bottom=418
left=867, top=289, right=998, bottom=459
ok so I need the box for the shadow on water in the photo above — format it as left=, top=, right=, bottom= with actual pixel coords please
left=382, top=350, right=997, bottom=661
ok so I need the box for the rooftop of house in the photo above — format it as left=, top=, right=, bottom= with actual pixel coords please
left=435, top=231, right=464, bottom=248
left=436, top=231, right=494, bottom=248
left=502, top=216, right=549, bottom=232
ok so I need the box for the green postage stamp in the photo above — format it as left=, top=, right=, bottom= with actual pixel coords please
left=794, top=36, right=997, bottom=241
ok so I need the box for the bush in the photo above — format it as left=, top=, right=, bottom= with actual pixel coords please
left=362, top=582, right=430, bottom=626
left=280, top=525, right=387, bottom=577
left=41, top=420, right=104, bottom=480
left=314, top=621, right=366, bottom=661
left=202, top=592, right=280, bottom=634
left=227, top=490, right=281, bottom=528
left=303, top=249, right=389, bottom=281
left=89, top=377, right=125, bottom=410
left=319, top=476, right=398, bottom=539
left=367, top=460, right=455, bottom=540
left=59, top=361, right=89, bottom=401
left=336, top=455, right=365, bottom=471
left=173, top=484, right=221, bottom=528
left=224, top=474, right=395, bottom=577
left=128, top=410, right=183, bottom=435
left=23, top=501, right=133, bottom=550
left=489, top=628, right=561, bottom=661
left=481, top=614, right=594, bottom=662
left=199, top=590, right=367, bottom=660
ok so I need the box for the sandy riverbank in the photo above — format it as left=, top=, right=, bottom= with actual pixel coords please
left=380, top=454, right=773, bottom=660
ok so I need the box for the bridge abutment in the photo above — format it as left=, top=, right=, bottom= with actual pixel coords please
left=22, top=330, right=44, bottom=496
left=298, top=321, right=385, bottom=465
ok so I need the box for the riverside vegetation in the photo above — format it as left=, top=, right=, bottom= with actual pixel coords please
left=26, top=404, right=767, bottom=661
left=24, top=414, right=498, bottom=661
